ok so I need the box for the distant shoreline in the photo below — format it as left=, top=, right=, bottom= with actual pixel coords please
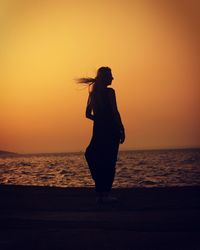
left=0, top=147, right=199, bottom=158
left=0, top=150, right=19, bottom=156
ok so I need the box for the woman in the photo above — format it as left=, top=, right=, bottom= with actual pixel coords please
left=78, top=67, right=125, bottom=203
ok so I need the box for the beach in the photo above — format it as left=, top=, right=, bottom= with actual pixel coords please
left=0, top=184, right=200, bottom=249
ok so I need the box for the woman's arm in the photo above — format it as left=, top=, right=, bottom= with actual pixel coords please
left=85, top=95, right=94, bottom=121
left=108, top=88, right=125, bottom=143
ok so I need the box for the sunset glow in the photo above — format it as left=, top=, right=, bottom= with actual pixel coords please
left=1, top=0, right=200, bottom=153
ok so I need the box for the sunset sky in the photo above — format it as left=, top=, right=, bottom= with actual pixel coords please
left=1, top=0, right=200, bottom=153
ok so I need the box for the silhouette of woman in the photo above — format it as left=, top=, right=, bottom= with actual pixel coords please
left=77, top=67, right=125, bottom=203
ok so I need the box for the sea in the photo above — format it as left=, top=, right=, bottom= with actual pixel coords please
left=0, top=148, right=200, bottom=188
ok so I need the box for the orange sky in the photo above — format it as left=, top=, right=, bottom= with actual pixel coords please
left=1, top=0, right=200, bottom=153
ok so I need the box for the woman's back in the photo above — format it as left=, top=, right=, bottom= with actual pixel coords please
left=91, top=88, right=113, bottom=121
left=90, top=88, right=122, bottom=141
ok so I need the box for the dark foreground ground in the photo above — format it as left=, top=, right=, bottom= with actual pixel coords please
left=0, top=185, right=200, bottom=250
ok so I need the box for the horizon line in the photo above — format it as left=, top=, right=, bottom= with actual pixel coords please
left=1, top=146, right=200, bottom=155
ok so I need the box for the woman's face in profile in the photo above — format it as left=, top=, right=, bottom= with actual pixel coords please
left=106, top=73, right=114, bottom=86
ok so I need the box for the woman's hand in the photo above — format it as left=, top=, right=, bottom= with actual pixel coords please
left=119, top=130, right=125, bottom=144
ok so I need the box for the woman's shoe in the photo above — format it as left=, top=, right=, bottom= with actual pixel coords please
left=95, top=196, right=103, bottom=204
left=102, top=195, right=118, bottom=203
left=96, top=195, right=118, bottom=204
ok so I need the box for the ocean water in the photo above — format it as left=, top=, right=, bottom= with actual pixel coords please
left=0, top=149, right=200, bottom=188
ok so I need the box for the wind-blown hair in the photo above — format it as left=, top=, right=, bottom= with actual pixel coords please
left=76, top=77, right=95, bottom=85
left=76, top=67, right=112, bottom=92
left=77, top=66, right=113, bottom=110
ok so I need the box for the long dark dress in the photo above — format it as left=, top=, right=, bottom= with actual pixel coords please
left=85, top=88, right=123, bottom=192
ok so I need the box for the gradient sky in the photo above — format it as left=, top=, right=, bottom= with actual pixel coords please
left=1, top=0, right=200, bottom=153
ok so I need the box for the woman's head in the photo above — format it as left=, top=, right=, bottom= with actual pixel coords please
left=76, top=67, right=113, bottom=107
left=76, top=66, right=113, bottom=87
left=95, top=67, right=113, bottom=86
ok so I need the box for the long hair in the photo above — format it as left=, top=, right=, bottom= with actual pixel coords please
left=76, top=67, right=112, bottom=91
left=77, top=67, right=112, bottom=110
